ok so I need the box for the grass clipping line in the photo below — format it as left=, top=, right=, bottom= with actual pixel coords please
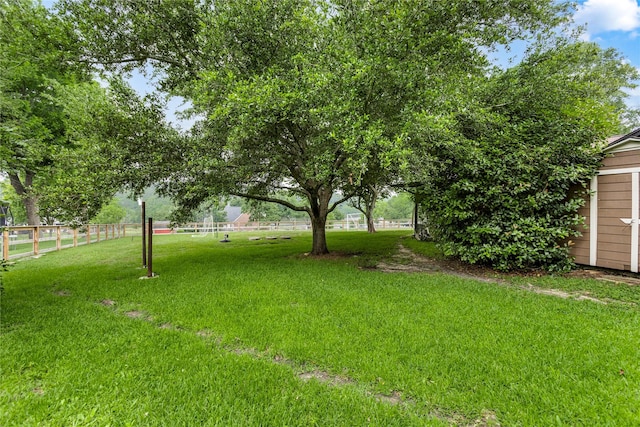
left=97, top=298, right=500, bottom=426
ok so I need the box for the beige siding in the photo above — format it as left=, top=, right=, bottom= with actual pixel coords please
left=572, top=136, right=640, bottom=272
left=572, top=199, right=591, bottom=265
left=600, top=150, right=640, bottom=170
left=571, top=166, right=640, bottom=272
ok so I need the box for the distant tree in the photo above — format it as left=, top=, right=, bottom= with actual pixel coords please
left=374, top=193, right=413, bottom=220
left=328, top=209, right=345, bottom=221
left=241, top=195, right=307, bottom=222
left=620, top=108, right=640, bottom=134
left=91, top=199, right=126, bottom=224
left=349, top=185, right=383, bottom=233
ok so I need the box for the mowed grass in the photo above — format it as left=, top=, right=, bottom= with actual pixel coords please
left=1, top=231, right=639, bottom=426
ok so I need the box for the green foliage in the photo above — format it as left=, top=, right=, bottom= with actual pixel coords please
left=241, top=196, right=307, bottom=222
left=116, top=189, right=177, bottom=223
left=416, top=41, right=638, bottom=271
left=0, top=256, right=9, bottom=294
left=327, top=209, right=344, bottom=221
left=0, top=1, right=161, bottom=225
left=0, top=0, right=93, bottom=224
left=374, top=193, right=413, bottom=220
left=0, top=181, right=26, bottom=225
left=90, top=198, right=126, bottom=224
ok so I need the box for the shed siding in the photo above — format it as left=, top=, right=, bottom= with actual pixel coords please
left=571, top=145, right=640, bottom=272
left=600, top=150, right=640, bottom=170
left=573, top=201, right=591, bottom=266
left=571, top=131, right=640, bottom=272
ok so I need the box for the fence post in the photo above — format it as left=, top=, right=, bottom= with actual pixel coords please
left=56, top=226, right=61, bottom=251
left=2, top=228, right=8, bottom=260
left=73, top=228, right=78, bottom=247
left=147, top=217, right=153, bottom=278
left=33, top=226, right=39, bottom=255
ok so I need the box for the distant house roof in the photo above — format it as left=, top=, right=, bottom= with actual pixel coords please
left=224, top=205, right=243, bottom=223
left=606, top=127, right=640, bottom=152
left=233, top=213, right=251, bottom=226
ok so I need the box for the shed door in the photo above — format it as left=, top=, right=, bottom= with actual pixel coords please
left=595, top=172, right=639, bottom=272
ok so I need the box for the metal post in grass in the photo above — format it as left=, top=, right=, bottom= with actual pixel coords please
left=139, top=198, right=146, bottom=267
left=147, top=217, right=153, bottom=278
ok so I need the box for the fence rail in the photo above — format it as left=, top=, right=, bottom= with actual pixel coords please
left=173, top=218, right=413, bottom=234
left=1, top=218, right=413, bottom=260
left=1, top=224, right=126, bottom=261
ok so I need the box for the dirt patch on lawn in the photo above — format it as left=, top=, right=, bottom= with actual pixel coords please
left=374, top=244, right=640, bottom=305
left=124, top=310, right=151, bottom=320
left=376, top=245, right=502, bottom=281
left=298, top=370, right=355, bottom=387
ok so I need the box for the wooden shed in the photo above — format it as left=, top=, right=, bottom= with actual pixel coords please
left=572, top=128, right=640, bottom=272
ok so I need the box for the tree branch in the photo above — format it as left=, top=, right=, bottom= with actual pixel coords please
left=231, top=192, right=309, bottom=213
left=328, top=191, right=355, bottom=214
left=8, top=173, right=26, bottom=196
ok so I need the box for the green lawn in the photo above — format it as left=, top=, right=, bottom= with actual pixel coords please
left=1, top=231, right=639, bottom=426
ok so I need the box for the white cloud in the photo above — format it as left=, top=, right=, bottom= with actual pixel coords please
left=575, top=0, right=640, bottom=35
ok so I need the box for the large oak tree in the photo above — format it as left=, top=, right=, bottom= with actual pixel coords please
left=61, top=0, right=572, bottom=254
left=1, top=0, right=176, bottom=225
left=0, top=0, right=90, bottom=224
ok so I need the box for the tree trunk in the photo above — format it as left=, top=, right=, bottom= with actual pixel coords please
left=364, top=185, right=378, bottom=233
left=24, top=196, right=40, bottom=226
left=310, top=214, right=329, bottom=255
left=9, top=172, right=40, bottom=225
left=308, top=187, right=332, bottom=255
left=366, top=214, right=376, bottom=233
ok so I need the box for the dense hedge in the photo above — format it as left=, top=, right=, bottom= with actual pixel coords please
left=418, top=115, right=603, bottom=271
left=414, top=42, right=635, bottom=271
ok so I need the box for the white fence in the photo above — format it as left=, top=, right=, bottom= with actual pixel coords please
left=173, top=218, right=413, bottom=233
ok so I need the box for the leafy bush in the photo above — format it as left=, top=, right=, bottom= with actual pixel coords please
left=414, top=42, right=637, bottom=271
left=420, top=125, right=599, bottom=271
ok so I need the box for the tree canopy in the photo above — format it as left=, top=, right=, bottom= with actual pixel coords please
left=0, top=0, right=174, bottom=225
left=0, top=0, right=90, bottom=224
left=60, top=0, right=590, bottom=256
